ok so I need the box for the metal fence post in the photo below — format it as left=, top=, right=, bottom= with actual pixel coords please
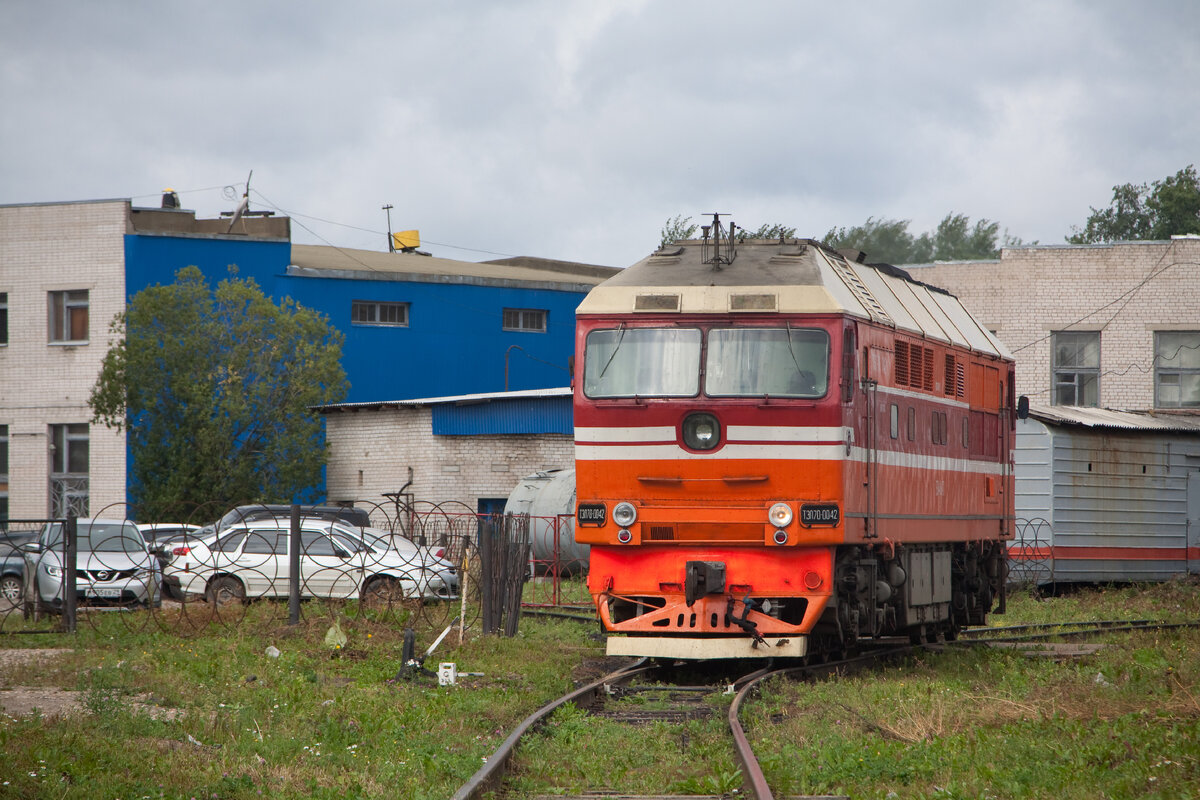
left=289, top=504, right=301, bottom=625
left=479, top=517, right=494, bottom=634
left=63, top=515, right=77, bottom=633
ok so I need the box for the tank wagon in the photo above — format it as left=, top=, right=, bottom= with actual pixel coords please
left=573, top=219, right=1015, bottom=659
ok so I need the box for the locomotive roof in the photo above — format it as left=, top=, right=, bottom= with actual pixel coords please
left=577, top=237, right=1010, bottom=359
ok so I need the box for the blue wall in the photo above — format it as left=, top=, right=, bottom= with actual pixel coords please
left=123, top=235, right=584, bottom=403
left=282, top=274, right=578, bottom=402
left=124, top=234, right=291, bottom=300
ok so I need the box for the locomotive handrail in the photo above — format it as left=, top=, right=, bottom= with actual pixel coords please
left=637, top=474, right=769, bottom=483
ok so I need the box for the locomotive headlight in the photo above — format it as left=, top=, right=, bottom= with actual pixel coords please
left=768, top=502, right=794, bottom=527
left=682, top=412, right=721, bottom=450
left=612, top=501, right=638, bottom=528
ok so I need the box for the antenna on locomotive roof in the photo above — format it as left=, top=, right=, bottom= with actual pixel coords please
left=701, top=212, right=737, bottom=270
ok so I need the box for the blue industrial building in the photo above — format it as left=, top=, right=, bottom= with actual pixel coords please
left=2, top=197, right=613, bottom=519
left=125, top=205, right=616, bottom=403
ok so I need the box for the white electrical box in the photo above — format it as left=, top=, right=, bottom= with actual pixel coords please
left=438, top=662, right=458, bottom=686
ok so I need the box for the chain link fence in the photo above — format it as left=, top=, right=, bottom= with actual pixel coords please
left=0, top=501, right=585, bottom=639
left=1007, top=517, right=1054, bottom=587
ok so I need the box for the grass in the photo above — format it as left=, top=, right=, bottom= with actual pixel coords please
left=0, top=589, right=604, bottom=800
left=507, top=579, right=1200, bottom=799
left=1, top=578, right=1198, bottom=799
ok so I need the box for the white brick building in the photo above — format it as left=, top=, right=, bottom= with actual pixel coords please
left=908, top=236, right=1200, bottom=411
left=0, top=200, right=130, bottom=521
left=0, top=198, right=289, bottom=523
left=320, top=389, right=575, bottom=516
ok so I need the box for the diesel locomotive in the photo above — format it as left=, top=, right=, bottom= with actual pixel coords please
left=573, top=218, right=1013, bottom=659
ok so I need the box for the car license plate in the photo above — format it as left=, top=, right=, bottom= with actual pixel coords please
left=94, top=587, right=122, bottom=598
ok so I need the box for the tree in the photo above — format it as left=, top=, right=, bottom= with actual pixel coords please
left=661, top=211, right=1021, bottom=264
left=736, top=223, right=798, bottom=241
left=1067, top=165, right=1200, bottom=243
left=659, top=214, right=698, bottom=248
left=90, top=266, right=349, bottom=520
left=824, top=217, right=919, bottom=264
left=825, top=213, right=1015, bottom=263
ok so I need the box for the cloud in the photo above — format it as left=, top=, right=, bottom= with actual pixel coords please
left=2, top=1, right=1198, bottom=267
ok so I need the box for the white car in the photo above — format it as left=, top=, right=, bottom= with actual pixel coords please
left=162, top=519, right=458, bottom=605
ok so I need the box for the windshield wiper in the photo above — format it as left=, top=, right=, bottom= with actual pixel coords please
left=784, top=322, right=806, bottom=379
left=597, top=323, right=627, bottom=379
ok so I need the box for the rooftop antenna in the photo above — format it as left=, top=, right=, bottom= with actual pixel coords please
left=226, top=170, right=252, bottom=233
left=383, top=204, right=395, bottom=252
left=701, top=212, right=737, bottom=270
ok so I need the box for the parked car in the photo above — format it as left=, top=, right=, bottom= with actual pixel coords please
left=137, top=523, right=201, bottom=550
left=22, top=519, right=161, bottom=610
left=211, top=504, right=371, bottom=532
left=0, top=530, right=37, bottom=606
left=162, top=519, right=457, bottom=605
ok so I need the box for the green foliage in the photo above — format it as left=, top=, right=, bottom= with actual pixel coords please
left=658, top=214, right=698, bottom=248
left=89, top=265, right=348, bottom=520
left=1068, top=165, right=1200, bottom=243
left=825, top=213, right=1017, bottom=264
left=660, top=212, right=1023, bottom=264
left=738, top=222, right=798, bottom=241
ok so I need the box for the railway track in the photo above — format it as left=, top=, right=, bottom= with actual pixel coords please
left=961, top=618, right=1200, bottom=644
left=450, top=647, right=909, bottom=800
left=450, top=618, right=1199, bottom=799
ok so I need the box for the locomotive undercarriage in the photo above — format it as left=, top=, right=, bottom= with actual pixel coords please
left=819, top=540, right=1007, bottom=646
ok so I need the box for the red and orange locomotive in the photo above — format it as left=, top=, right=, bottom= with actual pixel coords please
left=574, top=221, right=1013, bottom=659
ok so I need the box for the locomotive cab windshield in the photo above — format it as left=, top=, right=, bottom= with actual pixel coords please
left=584, top=324, right=830, bottom=399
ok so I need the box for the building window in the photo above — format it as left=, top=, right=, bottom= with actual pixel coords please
left=49, top=423, right=88, bottom=518
left=49, top=290, right=89, bottom=343
left=503, top=308, right=547, bottom=333
left=351, top=300, right=408, bottom=327
left=1155, top=331, right=1200, bottom=408
left=1052, top=331, right=1099, bottom=406
left=0, top=292, right=7, bottom=346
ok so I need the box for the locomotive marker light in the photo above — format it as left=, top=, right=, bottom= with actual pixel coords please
left=768, top=502, right=794, bottom=527
left=773, top=529, right=789, bottom=545
left=682, top=412, right=721, bottom=450
left=612, top=501, right=638, bottom=528
left=617, top=529, right=633, bottom=544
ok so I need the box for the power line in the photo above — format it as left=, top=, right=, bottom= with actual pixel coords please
left=1010, top=245, right=1197, bottom=354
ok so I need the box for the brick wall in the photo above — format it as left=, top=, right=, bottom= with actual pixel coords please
left=324, top=404, right=574, bottom=517
left=909, top=238, right=1200, bottom=410
left=0, top=201, right=129, bottom=520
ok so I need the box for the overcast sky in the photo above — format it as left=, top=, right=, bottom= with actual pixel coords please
left=2, top=1, right=1197, bottom=268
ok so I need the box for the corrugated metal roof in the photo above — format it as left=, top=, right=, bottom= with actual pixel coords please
left=1028, top=403, right=1200, bottom=433
left=315, top=387, right=572, bottom=413
left=432, top=395, right=573, bottom=435
left=290, top=244, right=616, bottom=289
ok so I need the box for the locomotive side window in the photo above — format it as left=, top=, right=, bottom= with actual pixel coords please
left=705, top=328, right=829, bottom=398
left=583, top=327, right=702, bottom=398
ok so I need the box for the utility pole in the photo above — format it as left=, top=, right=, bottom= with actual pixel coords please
left=383, top=204, right=394, bottom=252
